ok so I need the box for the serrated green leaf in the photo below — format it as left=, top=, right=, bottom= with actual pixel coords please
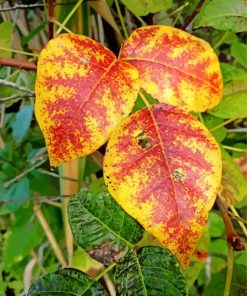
left=209, top=79, right=247, bottom=119
left=68, top=191, right=144, bottom=265
left=231, top=42, right=247, bottom=68
left=220, top=63, right=247, bottom=83
left=194, top=0, right=247, bottom=32
left=27, top=268, right=109, bottom=296
left=120, top=0, right=173, bottom=16
left=0, top=21, right=13, bottom=58
left=115, top=246, right=188, bottom=295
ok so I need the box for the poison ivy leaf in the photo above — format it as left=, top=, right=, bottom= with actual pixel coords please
left=120, top=0, right=173, bottom=16
left=209, top=78, right=247, bottom=119
left=68, top=191, right=144, bottom=265
left=208, top=211, right=225, bottom=238
left=115, top=246, right=188, bottom=295
left=220, top=63, right=247, bottom=82
left=12, top=105, right=33, bottom=144
left=35, top=33, right=139, bottom=167
left=194, top=0, right=247, bottom=33
left=231, top=42, right=247, bottom=68
left=119, top=25, right=223, bottom=112
left=0, top=21, right=13, bottom=58
left=104, top=103, right=222, bottom=268
left=26, top=268, right=109, bottom=295
left=220, top=147, right=247, bottom=206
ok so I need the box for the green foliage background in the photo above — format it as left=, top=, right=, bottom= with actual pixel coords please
left=0, top=0, right=246, bottom=295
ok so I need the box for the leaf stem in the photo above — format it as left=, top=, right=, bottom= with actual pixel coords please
left=48, top=0, right=54, bottom=40
left=114, top=0, right=129, bottom=39
left=229, top=205, right=247, bottom=238
left=224, top=245, right=233, bottom=296
left=94, top=263, right=117, bottom=281
left=55, top=0, right=83, bottom=34
left=223, top=145, right=247, bottom=152
left=34, top=204, right=67, bottom=267
left=0, top=46, right=39, bottom=57
left=210, top=112, right=247, bottom=132
left=198, top=113, right=205, bottom=125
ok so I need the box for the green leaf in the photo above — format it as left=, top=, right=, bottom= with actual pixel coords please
left=220, top=147, right=247, bottom=204
left=115, top=246, right=188, bottom=295
left=68, top=191, right=144, bottom=265
left=194, top=0, right=247, bottom=32
left=231, top=42, right=247, bottom=68
left=3, top=206, right=43, bottom=267
left=0, top=21, right=13, bottom=58
left=202, top=264, right=247, bottom=296
left=12, top=105, right=33, bottom=144
left=208, top=211, right=225, bottom=238
left=209, top=79, right=247, bottom=119
left=26, top=268, right=109, bottom=295
left=203, top=114, right=227, bottom=142
left=120, top=0, right=173, bottom=16
left=220, top=63, right=247, bottom=83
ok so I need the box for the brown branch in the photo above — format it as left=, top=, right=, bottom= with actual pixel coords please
left=48, top=0, right=54, bottom=40
left=182, top=0, right=206, bottom=30
left=217, top=194, right=245, bottom=251
left=0, top=57, right=37, bottom=71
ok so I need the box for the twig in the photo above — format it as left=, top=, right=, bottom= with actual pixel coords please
left=38, top=168, right=78, bottom=182
left=0, top=46, right=39, bottom=57
left=55, top=0, right=83, bottom=35
left=0, top=3, right=44, bottom=11
left=229, top=205, right=247, bottom=238
left=224, top=245, right=233, bottom=296
left=114, top=0, right=128, bottom=39
left=0, top=93, right=34, bottom=101
left=34, top=203, right=67, bottom=267
left=217, top=193, right=245, bottom=251
left=48, top=0, right=54, bottom=40
left=0, top=78, right=34, bottom=94
left=4, top=158, right=47, bottom=188
left=0, top=57, right=37, bottom=71
left=182, top=0, right=206, bottom=29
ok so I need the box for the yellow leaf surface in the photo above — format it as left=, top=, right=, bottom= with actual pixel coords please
left=104, top=103, right=222, bottom=268
left=35, top=34, right=139, bottom=167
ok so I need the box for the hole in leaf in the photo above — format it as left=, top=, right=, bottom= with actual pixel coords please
left=138, top=138, right=154, bottom=151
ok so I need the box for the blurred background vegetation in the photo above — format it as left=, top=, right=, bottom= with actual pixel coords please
left=0, top=0, right=246, bottom=295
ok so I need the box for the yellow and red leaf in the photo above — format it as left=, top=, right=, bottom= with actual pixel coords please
left=103, top=103, right=222, bottom=268
left=35, top=34, right=139, bottom=167
left=119, top=25, right=223, bottom=112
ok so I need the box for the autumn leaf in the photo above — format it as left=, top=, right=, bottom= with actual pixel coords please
left=119, top=25, right=223, bottom=112
left=35, top=34, right=139, bottom=167
left=103, top=103, right=222, bottom=268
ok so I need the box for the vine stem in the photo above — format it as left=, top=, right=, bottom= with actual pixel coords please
left=224, top=245, right=233, bottom=296
left=94, top=263, right=117, bottom=281
left=210, top=112, right=247, bottom=132
left=0, top=78, right=34, bottom=94
left=229, top=205, right=247, bottom=238
left=33, top=204, right=67, bottom=267
left=198, top=113, right=204, bottom=124
left=48, top=0, right=54, bottom=40
left=223, top=145, right=247, bottom=152
left=0, top=57, right=37, bottom=71
left=214, top=31, right=229, bottom=50
left=0, top=46, right=39, bottom=57
left=217, top=193, right=245, bottom=251
left=55, top=0, right=83, bottom=35
left=114, top=0, right=129, bottom=39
